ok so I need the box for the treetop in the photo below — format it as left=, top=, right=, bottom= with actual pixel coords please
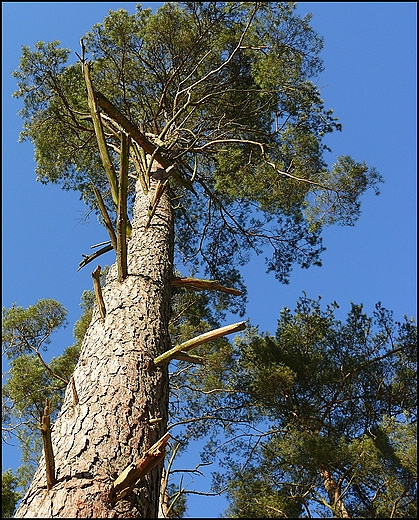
left=12, top=2, right=382, bottom=286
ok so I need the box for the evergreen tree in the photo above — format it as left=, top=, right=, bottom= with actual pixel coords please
left=2, top=469, right=22, bottom=518
left=2, top=287, right=221, bottom=517
left=207, top=296, right=416, bottom=518
left=6, top=3, right=382, bottom=517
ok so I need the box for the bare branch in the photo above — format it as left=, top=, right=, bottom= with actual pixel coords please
left=177, top=4, right=260, bottom=97
left=109, top=432, right=170, bottom=504
left=171, top=276, right=242, bottom=296
left=117, top=133, right=130, bottom=281
left=154, top=321, right=246, bottom=366
left=78, top=244, right=113, bottom=271
left=40, top=399, right=56, bottom=491
left=92, top=265, right=106, bottom=320
left=82, top=60, right=119, bottom=207
left=92, top=186, right=117, bottom=251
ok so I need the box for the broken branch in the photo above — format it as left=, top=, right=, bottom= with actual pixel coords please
left=40, top=399, right=56, bottom=491
left=71, top=376, right=79, bottom=405
left=92, top=186, right=117, bottom=251
left=117, top=133, right=130, bottom=281
left=145, top=180, right=167, bottom=229
left=173, top=351, right=204, bottom=365
left=109, top=432, right=170, bottom=503
left=153, top=321, right=246, bottom=366
left=171, top=276, right=242, bottom=296
left=78, top=244, right=113, bottom=271
left=92, top=265, right=106, bottom=320
left=82, top=61, right=119, bottom=207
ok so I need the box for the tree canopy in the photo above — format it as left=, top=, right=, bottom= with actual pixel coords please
left=12, top=2, right=382, bottom=288
left=204, top=296, right=417, bottom=517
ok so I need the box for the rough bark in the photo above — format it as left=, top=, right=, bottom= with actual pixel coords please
left=15, top=178, right=174, bottom=518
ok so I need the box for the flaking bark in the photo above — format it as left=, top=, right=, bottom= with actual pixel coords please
left=15, top=179, right=174, bottom=518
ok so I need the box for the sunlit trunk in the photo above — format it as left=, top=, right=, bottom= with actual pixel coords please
left=15, top=179, right=174, bottom=518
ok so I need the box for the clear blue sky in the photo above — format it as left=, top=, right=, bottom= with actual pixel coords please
left=2, top=2, right=417, bottom=518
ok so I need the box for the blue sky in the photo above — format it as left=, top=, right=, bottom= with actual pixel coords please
left=2, top=2, right=417, bottom=517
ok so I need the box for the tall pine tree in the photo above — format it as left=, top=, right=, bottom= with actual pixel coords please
left=8, top=3, right=381, bottom=517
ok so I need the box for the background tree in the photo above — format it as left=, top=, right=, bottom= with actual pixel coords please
left=2, top=294, right=94, bottom=516
left=2, top=469, right=22, bottom=518
left=7, top=2, right=382, bottom=517
left=195, top=295, right=416, bottom=518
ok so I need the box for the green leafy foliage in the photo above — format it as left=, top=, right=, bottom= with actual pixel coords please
left=72, top=290, right=95, bottom=347
left=8, top=3, right=394, bottom=515
left=2, top=299, right=68, bottom=360
left=226, top=470, right=304, bottom=518
left=12, top=2, right=382, bottom=286
left=2, top=298, right=71, bottom=430
left=5, top=290, right=414, bottom=517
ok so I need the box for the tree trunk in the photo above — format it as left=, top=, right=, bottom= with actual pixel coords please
left=15, top=179, right=174, bottom=518
left=319, top=466, right=351, bottom=518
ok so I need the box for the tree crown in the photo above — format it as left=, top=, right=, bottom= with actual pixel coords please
left=12, top=2, right=382, bottom=287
